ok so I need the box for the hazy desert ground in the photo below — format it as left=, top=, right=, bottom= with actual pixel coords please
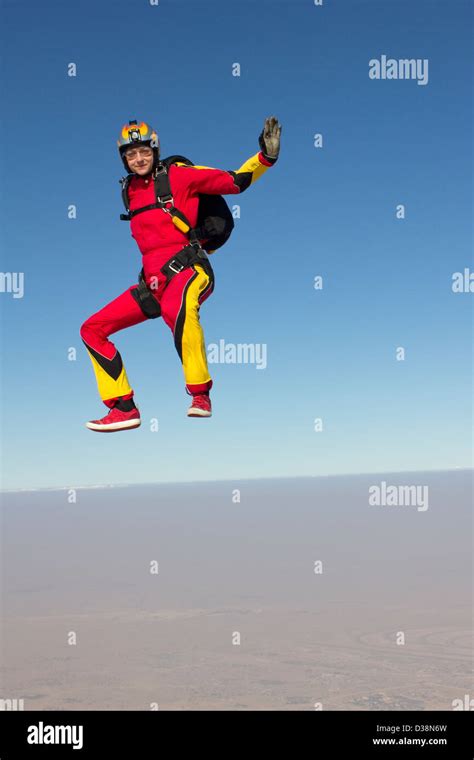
left=1, top=470, right=471, bottom=710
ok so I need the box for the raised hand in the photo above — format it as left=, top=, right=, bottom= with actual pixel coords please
left=258, top=116, right=282, bottom=161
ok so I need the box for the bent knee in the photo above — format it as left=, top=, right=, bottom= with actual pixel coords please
left=80, top=318, right=99, bottom=344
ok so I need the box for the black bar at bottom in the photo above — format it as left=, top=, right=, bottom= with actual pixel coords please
left=0, top=710, right=472, bottom=757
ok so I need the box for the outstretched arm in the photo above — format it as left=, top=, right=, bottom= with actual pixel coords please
left=178, top=116, right=282, bottom=196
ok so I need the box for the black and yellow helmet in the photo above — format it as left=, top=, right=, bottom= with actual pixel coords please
left=117, top=119, right=160, bottom=172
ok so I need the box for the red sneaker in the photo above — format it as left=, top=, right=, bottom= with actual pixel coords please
left=187, top=392, right=212, bottom=418
left=86, top=406, right=141, bottom=432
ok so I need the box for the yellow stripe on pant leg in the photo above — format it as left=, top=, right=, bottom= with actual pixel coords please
left=180, top=266, right=213, bottom=387
left=86, top=350, right=133, bottom=402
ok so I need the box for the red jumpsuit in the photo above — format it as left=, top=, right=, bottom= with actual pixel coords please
left=80, top=151, right=275, bottom=408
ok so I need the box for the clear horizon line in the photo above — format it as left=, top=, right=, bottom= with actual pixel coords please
left=0, top=466, right=471, bottom=494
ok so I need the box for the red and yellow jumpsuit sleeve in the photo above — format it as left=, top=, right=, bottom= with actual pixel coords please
left=175, top=150, right=277, bottom=196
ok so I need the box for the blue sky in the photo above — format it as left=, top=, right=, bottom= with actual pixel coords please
left=0, top=0, right=472, bottom=490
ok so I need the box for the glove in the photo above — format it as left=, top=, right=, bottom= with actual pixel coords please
left=258, top=115, right=282, bottom=162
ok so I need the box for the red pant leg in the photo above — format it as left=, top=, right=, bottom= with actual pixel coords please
left=80, top=284, right=148, bottom=407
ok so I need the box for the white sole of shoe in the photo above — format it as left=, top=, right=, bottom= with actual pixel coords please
left=85, top=419, right=141, bottom=432
left=187, top=409, right=212, bottom=417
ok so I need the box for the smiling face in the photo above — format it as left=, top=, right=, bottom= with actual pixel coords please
left=124, top=145, right=154, bottom=176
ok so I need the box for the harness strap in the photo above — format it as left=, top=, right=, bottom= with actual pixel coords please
left=119, top=164, right=197, bottom=241
left=121, top=202, right=161, bottom=221
left=130, top=244, right=214, bottom=320
left=160, top=243, right=212, bottom=284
